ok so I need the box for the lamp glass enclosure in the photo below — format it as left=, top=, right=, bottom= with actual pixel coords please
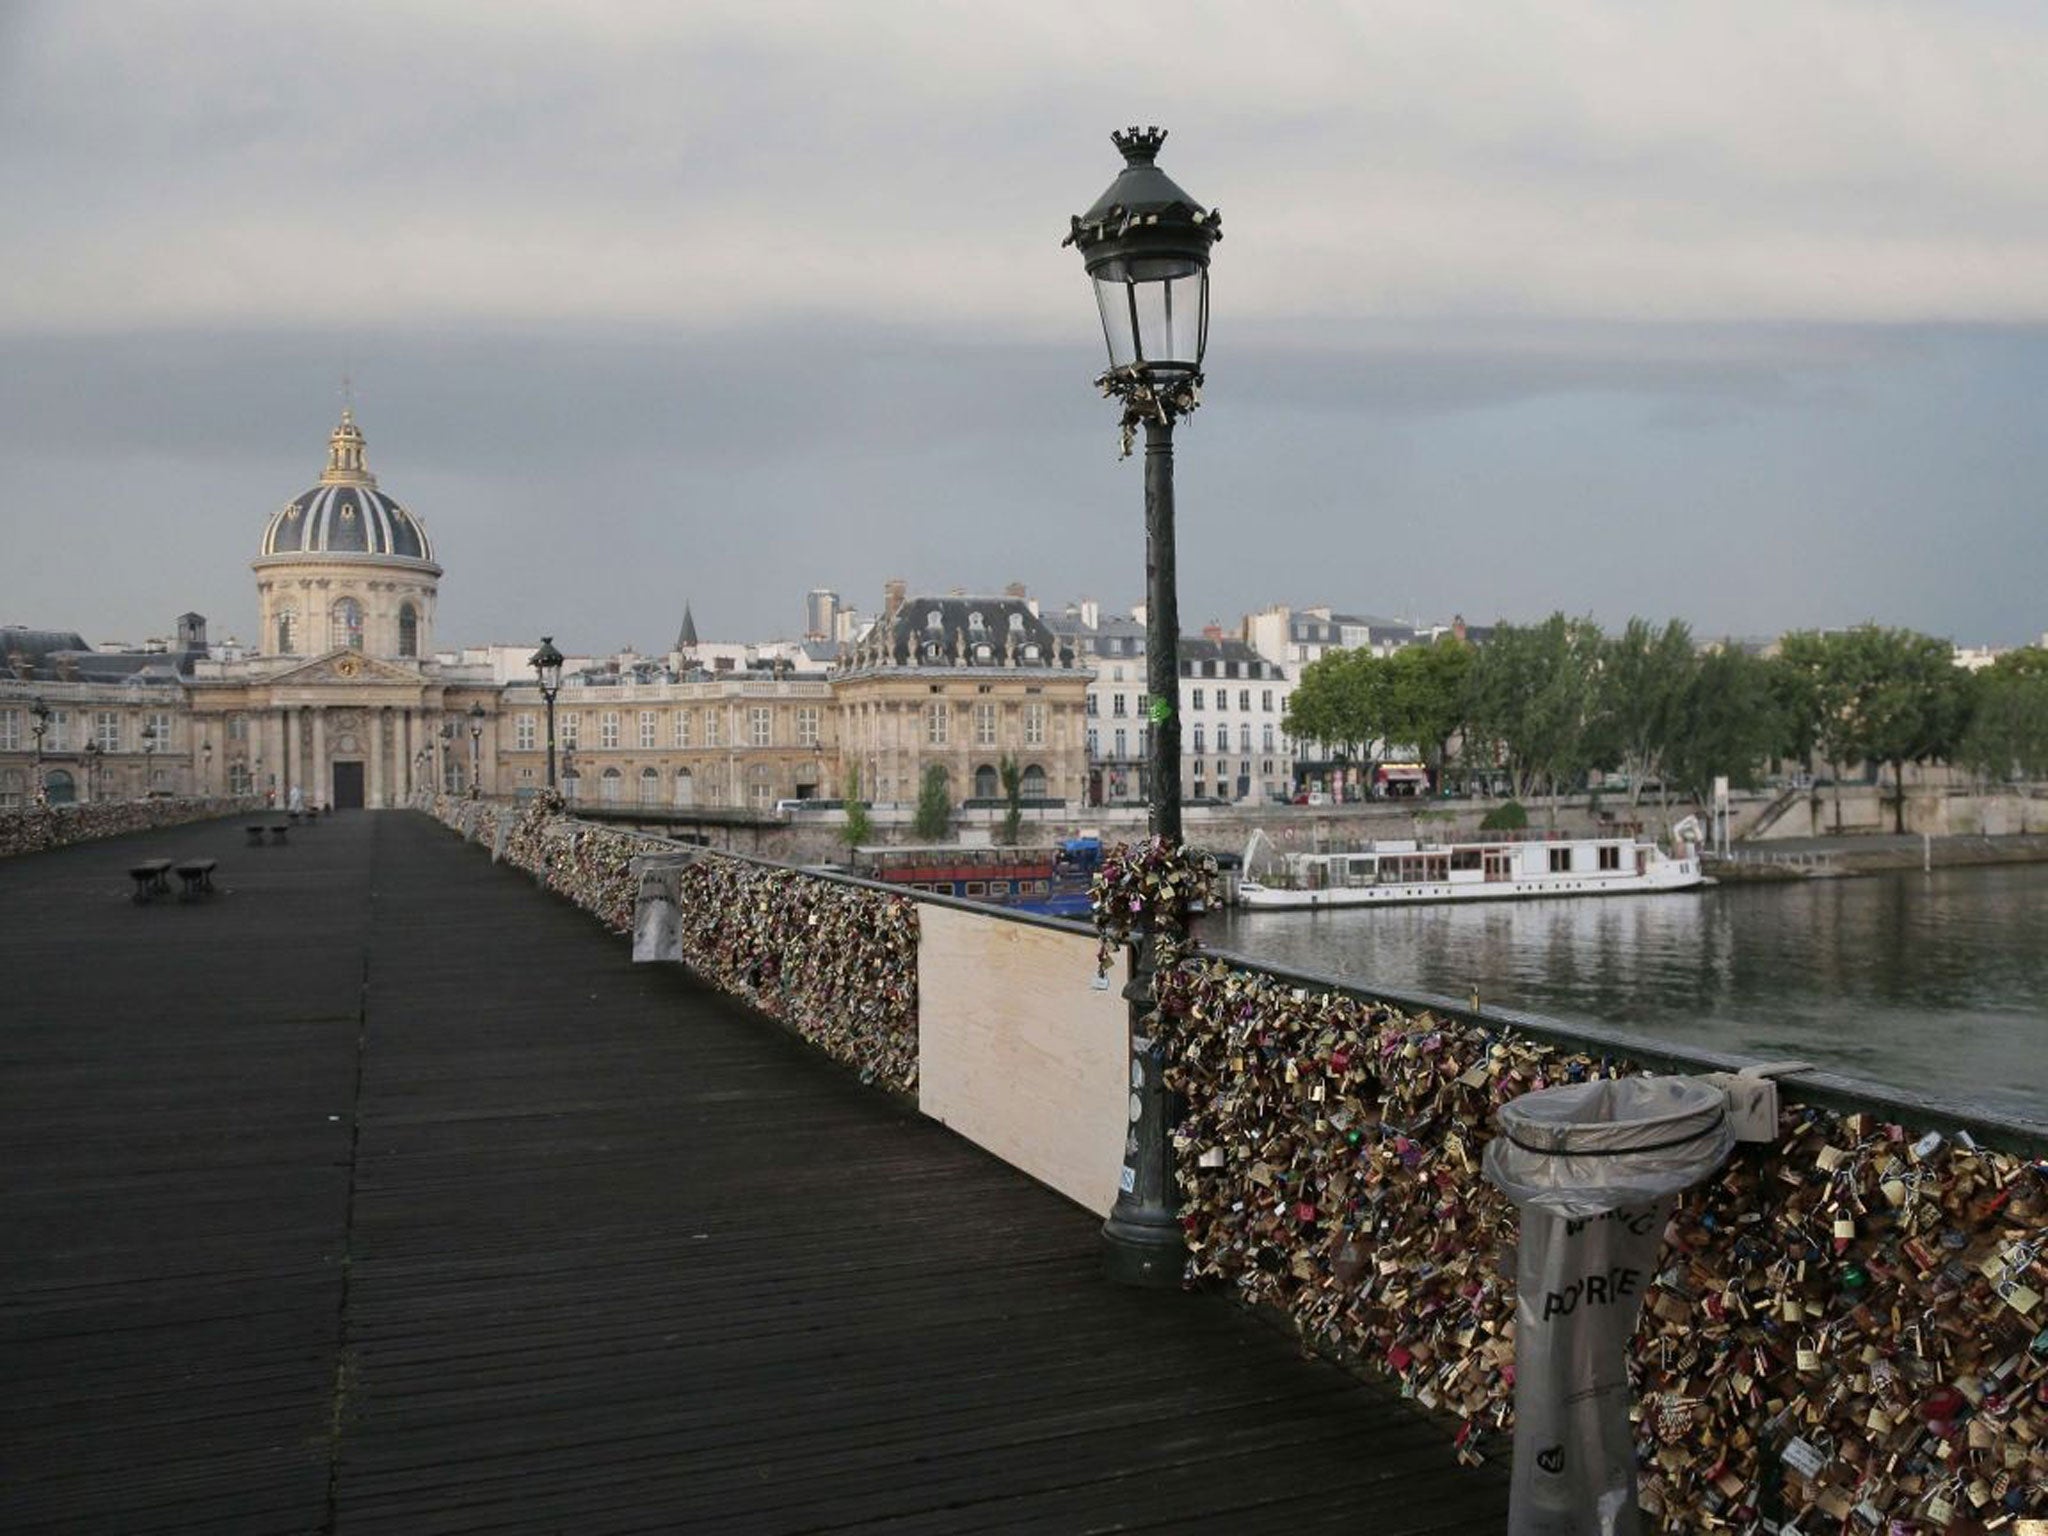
left=1090, top=255, right=1208, bottom=379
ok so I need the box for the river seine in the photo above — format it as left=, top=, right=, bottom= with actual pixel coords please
left=1201, top=862, right=2048, bottom=1122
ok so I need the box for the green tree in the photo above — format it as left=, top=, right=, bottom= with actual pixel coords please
left=1593, top=617, right=1696, bottom=810
left=1664, top=645, right=1783, bottom=805
left=839, top=766, right=871, bottom=848
left=1281, top=648, right=1386, bottom=765
left=1959, top=647, right=2048, bottom=782
left=1380, top=635, right=1473, bottom=796
left=1779, top=626, right=1970, bottom=832
left=1466, top=614, right=1603, bottom=819
left=998, top=754, right=1023, bottom=845
left=913, top=762, right=951, bottom=841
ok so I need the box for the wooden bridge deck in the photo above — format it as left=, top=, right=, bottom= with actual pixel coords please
left=0, top=810, right=1508, bottom=1534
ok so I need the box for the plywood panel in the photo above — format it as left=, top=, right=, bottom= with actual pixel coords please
left=917, top=907, right=1129, bottom=1216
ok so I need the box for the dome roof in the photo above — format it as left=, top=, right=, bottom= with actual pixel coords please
left=260, top=410, right=436, bottom=564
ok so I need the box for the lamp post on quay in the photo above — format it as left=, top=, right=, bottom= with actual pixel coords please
left=1065, top=125, right=1220, bottom=1287
left=28, top=696, right=51, bottom=806
left=528, top=636, right=564, bottom=790
left=83, top=740, right=102, bottom=802
left=468, top=702, right=485, bottom=800
left=202, top=740, right=213, bottom=798
left=141, top=722, right=157, bottom=798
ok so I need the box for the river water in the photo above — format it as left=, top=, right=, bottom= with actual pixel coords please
left=1202, top=862, right=2048, bottom=1122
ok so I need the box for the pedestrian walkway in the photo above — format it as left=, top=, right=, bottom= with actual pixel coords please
left=0, top=810, right=1509, bottom=1534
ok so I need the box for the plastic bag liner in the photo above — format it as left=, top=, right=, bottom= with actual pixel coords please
left=1483, top=1077, right=1735, bottom=1536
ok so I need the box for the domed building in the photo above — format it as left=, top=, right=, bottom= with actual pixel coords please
left=181, top=411, right=497, bottom=810
left=255, top=409, right=442, bottom=662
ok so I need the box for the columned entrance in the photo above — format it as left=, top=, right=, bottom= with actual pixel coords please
left=332, top=760, right=365, bottom=810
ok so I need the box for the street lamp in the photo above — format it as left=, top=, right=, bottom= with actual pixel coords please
left=83, top=740, right=102, bottom=802
left=202, top=739, right=213, bottom=798
left=440, top=719, right=456, bottom=795
left=141, top=721, right=157, bottom=799
left=28, top=696, right=50, bottom=806
left=468, top=702, right=485, bottom=800
left=1066, top=125, right=1221, bottom=1287
left=529, top=636, right=564, bottom=789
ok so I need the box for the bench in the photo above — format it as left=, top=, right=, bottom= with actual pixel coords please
left=128, top=859, right=174, bottom=903
left=174, top=859, right=217, bottom=900
left=269, top=824, right=290, bottom=845
left=246, top=825, right=268, bottom=847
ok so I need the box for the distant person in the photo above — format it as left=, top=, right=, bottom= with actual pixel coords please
left=287, top=783, right=304, bottom=819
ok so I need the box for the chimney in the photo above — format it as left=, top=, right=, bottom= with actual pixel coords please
left=1080, top=598, right=1099, bottom=629
left=884, top=577, right=906, bottom=618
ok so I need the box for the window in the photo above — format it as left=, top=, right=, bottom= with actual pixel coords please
left=0, top=710, right=17, bottom=751
left=750, top=707, right=772, bottom=747
left=1549, top=848, right=1573, bottom=873
left=1020, top=764, right=1046, bottom=797
left=975, top=703, right=997, bottom=747
left=45, top=709, right=68, bottom=751
left=229, top=761, right=252, bottom=795
left=331, top=597, right=364, bottom=651
left=639, top=766, right=661, bottom=806
left=1192, top=725, right=1205, bottom=753
left=276, top=606, right=298, bottom=654
left=398, top=603, right=419, bottom=657
left=146, top=713, right=173, bottom=750
left=674, top=710, right=692, bottom=748
left=1215, top=724, right=1229, bottom=752
left=704, top=710, right=721, bottom=748
left=601, top=766, right=623, bottom=804
left=926, top=701, right=948, bottom=745
left=1240, top=690, right=1251, bottom=711
left=1086, top=727, right=1099, bottom=756
left=1599, top=845, right=1622, bottom=871
left=797, top=706, right=819, bottom=747
left=227, top=714, right=249, bottom=742
left=673, top=768, right=695, bottom=807
left=94, top=711, right=121, bottom=751
left=1112, top=695, right=1128, bottom=718
left=1262, top=690, right=1274, bottom=711
left=974, top=764, right=998, bottom=798
left=1263, top=724, right=1274, bottom=751
left=1191, top=688, right=1204, bottom=710
left=515, top=714, right=536, bottom=751
left=1113, top=728, right=1127, bottom=758
left=600, top=712, right=620, bottom=749
left=1024, top=704, right=1045, bottom=746
left=639, top=711, right=657, bottom=749
left=1085, top=693, right=1098, bottom=716
left=561, top=712, right=580, bottom=748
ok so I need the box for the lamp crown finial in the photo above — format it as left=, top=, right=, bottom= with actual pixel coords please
left=1112, top=125, right=1167, bottom=165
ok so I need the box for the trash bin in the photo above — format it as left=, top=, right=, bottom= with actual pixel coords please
left=1483, top=1076, right=1735, bottom=1536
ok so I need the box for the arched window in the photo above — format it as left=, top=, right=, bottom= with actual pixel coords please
left=1020, top=764, right=1047, bottom=798
left=331, top=598, right=364, bottom=652
left=639, top=766, right=660, bottom=806
left=44, top=769, right=77, bottom=805
left=973, top=764, right=998, bottom=799
left=600, top=766, right=623, bottom=804
left=673, top=767, right=694, bottom=807
left=562, top=767, right=581, bottom=803
left=398, top=603, right=419, bottom=658
left=276, top=606, right=298, bottom=655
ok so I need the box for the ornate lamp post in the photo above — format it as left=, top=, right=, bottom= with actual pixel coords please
left=83, top=740, right=102, bottom=802
left=1066, top=126, right=1221, bottom=1287
left=439, top=719, right=456, bottom=795
left=28, top=696, right=50, bottom=806
left=468, top=702, right=485, bottom=800
left=529, top=636, right=564, bottom=789
left=141, top=722, right=157, bottom=798
left=202, top=739, right=213, bottom=798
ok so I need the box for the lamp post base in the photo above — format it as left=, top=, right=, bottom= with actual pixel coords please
left=1101, top=1207, right=1186, bottom=1288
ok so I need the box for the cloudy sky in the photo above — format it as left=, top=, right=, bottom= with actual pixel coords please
left=4, top=1, right=2046, bottom=656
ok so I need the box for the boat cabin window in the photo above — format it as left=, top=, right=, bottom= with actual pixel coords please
left=1599, top=845, right=1621, bottom=871
left=1450, top=848, right=1482, bottom=872
left=1549, top=847, right=1573, bottom=873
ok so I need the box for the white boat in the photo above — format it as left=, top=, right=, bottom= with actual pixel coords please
left=1235, top=825, right=1708, bottom=910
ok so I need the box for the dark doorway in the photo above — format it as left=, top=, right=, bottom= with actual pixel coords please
left=332, top=761, right=365, bottom=809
